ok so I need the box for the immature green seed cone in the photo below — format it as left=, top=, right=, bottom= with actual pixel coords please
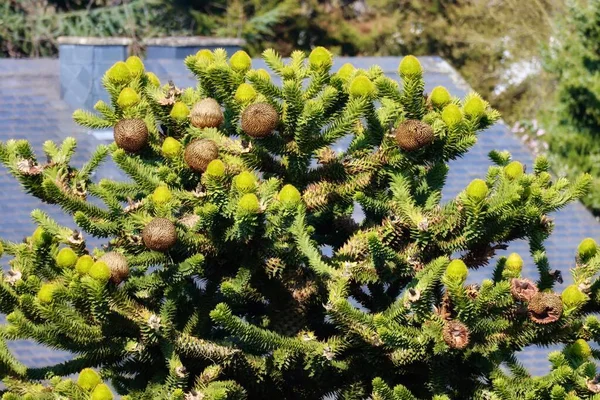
left=309, top=46, right=333, bottom=68
left=170, top=101, right=190, bottom=122
left=0, top=241, right=3, bottom=257
left=238, top=193, right=261, bottom=214
left=114, top=119, right=148, bottom=153
left=279, top=184, right=302, bottom=207
left=78, top=368, right=102, bottom=391
left=76, top=255, right=94, bottom=275
left=235, top=83, right=257, bottom=104
left=31, top=226, right=50, bottom=245
left=117, top=87, right=140, bottom=109
left=399, top=55, right=423, bottom=78
left=503, top=253, right=523, bottom=279
left=568, top=339, right=592, bottom=358
left=56, top=247, right=77, bottom=268
left=125, top=56, right=144, bottom=76
left=336, top=63, right=355, bottom=81
left=442, top=104, right=463, bottom=126
left=234, top=171, right=256, bottom=193
left=89, top=261, right=111, bottom=283
left=196, top=49, right=214, bottom=62
left=241, top=103, right=279, bottom=138
left=90, top=383, right=113, bottom=400
left=230, top=50, right=252, bottom=72
left=205, top=159, right=226, bottom=177
left=142, top=218, right=177, bottom=252
left=466, top=179, right=488, bottom=201
left=146, top=72, right=161, bottom=87
left=394, top=120, right=434, bottom=152
left=99, top=252, right=129, bottom=285
left=281, top=66, right=295, bottom=79
left=504, top=161, right=524, bottom=180
left=464, top=96, right=486, bottom=117
left=445, top=259, right=468, bottom=284
left=38, top=283, right=58, bottom=304
left=562, top=285, right=587, bottom=309
left=349, top=75, right=376, bottom=97
left=253, top=68, right=271, bottom=80
left=184, top=139, right=219, bottom=172
left=162, top=137, right=182, bottom=158
left=578, top=238, right=597, bottom=260
left=152, top=185, right=172, bottom=205
left=190, top=98, right=224, bottom=129
left=430, top=86, right=451, bottom=108
left=106, top=61, right=131, bottom=84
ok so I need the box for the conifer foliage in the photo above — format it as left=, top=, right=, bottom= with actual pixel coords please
left=0, top=48, right=597, bottom=399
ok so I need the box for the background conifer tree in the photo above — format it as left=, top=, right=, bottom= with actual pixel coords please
left=542, top=0, right=600, bottom=216
left=0, top=48, right=598, bottom=399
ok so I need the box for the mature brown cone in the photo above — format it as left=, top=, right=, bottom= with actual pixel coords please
left=528, top=292, right=563, bottom=324
left=99, top=251, right=129, bottom=285
left=241, top=103, right=279, bottom=138
left=442, top=320, right=470, bottom=349
left=142, top=218, right=177, bottom=252
left=184, top=139, right=219, bottom=172
left=394, top=120, right=434, bottom=152
left=510, top=278, right=539, bottom=302
left=190, top=98, right=224, bottom=129
left=114, top=119, right=149, bottom=152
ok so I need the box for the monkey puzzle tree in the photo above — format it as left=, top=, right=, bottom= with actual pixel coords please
left=0, top=47, right=599, bottom=399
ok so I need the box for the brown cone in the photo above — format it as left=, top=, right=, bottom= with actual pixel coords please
left=114, top=119, right=149, bottom=153
left=465, top=283, right=480, bottom=300
left=142, top=218, right=177, bottom=252
left=184, top=139, right=219, bottom=172
left=394, top=120, right=434, bottom=152
left=100, top=251, right=129, bottom=285
left=241, top=103, right=279, bottom=138
left=528, top=292, right=562, bottom=324
left=442, top=320, right=470, bottom=349
left=190, top=98, right=224, bottom=129
left=510, top=278, right=538, bottom=302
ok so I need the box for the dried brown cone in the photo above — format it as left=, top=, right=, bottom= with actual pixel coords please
left=435, top=292, right=453, bottom=321
left=406, top=288, right=421, bottom=303
left=587, top=376, right=600, bottom=394
left=100, top=251, right=129, bottom=285
left=528, top=292, right=563, bottom=324
left=184, top=139, right=219, bottom=172
left=142, top=218, right=177, bottom=252
left=241, top=103, right=279, bottom=138
left=394, top=120, right=434, bottom=152
left=465, top=284, right=480, bottom=300
left=510, top=278, right=539, bottom=302
left=190, top=98, right=224, bottom=129
left=442, top=320, right=470, bottom=349
left=114, top=119, right=149, bottom=153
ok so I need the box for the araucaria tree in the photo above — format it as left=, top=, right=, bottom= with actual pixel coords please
left=0, top=48, right=599, bottom=400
